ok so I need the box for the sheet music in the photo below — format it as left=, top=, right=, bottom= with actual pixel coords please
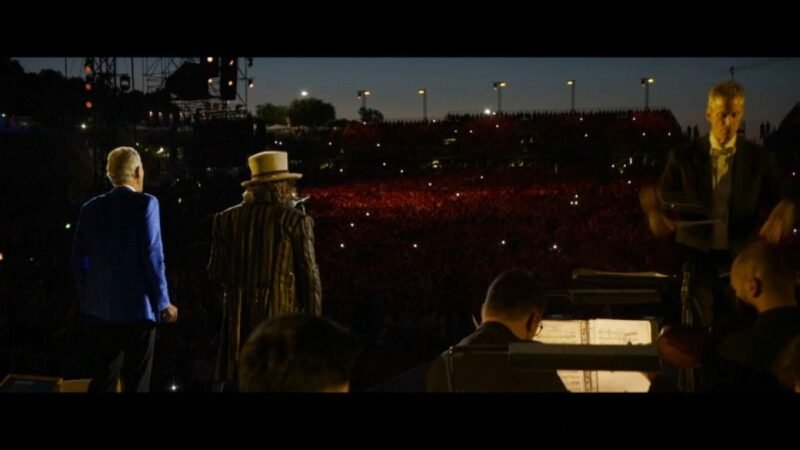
left=595, top=371, right=651, bottom=393
left=555, top=371, right=588, bottom=393
left=533, top=319, right=654, bottom=392
left=536, top=320, right=584, bottom=344
left=588, top=319, right=653, bottom=345
left=589, top=319, right=653, bottom=392
left=537, top=320, right=586, bottom=392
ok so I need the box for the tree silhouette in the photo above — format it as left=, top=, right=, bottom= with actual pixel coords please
left=287, top=97, right=335, bottom=127
left=358, top=106, right=384, bottom=124
left=255, top=102, right=289, bottom=125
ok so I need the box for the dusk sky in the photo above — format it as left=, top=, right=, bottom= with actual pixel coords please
left=15, top=57, right=800, bottom=140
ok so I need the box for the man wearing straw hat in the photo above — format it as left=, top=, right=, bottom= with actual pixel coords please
left=208, top=150, right=322, bottom=384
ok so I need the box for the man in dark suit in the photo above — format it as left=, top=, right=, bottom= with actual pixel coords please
left=71, top=146, right=178, bottom=392
left=426, top=269, right=568, bottom=392
left=208, top=150, right=322, bottom=383
left=640, top=80, right=797, bottom=326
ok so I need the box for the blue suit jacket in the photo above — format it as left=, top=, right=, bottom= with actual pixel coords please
left=71, top=186, right=170, bottom=323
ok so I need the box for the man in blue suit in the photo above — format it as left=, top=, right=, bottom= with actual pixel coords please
left=71, top=146, right=178, bottom=392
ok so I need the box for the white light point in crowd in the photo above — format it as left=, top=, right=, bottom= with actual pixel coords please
left=339, top=168, right=344, bottom=173
left=171, top=384, right=178, bottom=391
left=552, top=244, right=558, bottom=250
left=480, top=175, right=484, bottom=180
left=383, top=162, right=387, bottom=167
left=350, top=223, right=355, bottom=228
left=365, top=212, right=370, bottom=217
left=428, top=182, right=432, bottom=187
left=400, top=169, right=404, bottom=174
left=455, top=192, right=460, bottom=197
left=413, top=243, right=418, bottom=249
left=178, top=198, right=182, bottom=204
left=65, top=223, right=71, bottom=229
left=376, top=143, right=381, bottom=148
left=0, top=252, right=3, bottom=261
left=501, top=240, right=506, bottom=246
left=340, top=243, right=345, bottom=248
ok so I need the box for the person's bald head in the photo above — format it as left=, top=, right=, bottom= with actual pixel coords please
left=731, top=241, right=796, bottom=309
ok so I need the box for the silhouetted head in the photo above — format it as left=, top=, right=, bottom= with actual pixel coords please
left=481, top=268, right=547, bottom=340
left=238, top=315, right=360, bottom=392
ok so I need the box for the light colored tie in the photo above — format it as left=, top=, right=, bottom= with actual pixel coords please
left=712, top=147, right=734, bottom=186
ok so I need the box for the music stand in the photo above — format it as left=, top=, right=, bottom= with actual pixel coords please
left=546, top=288, right=662, bottom=322
left=508, top=342, right=660, bottom=371
left=548, top=289, right=662, bottom=305
left=571, top=268, right=677, bottom=286
left=443, top=343, right=660, bottom=392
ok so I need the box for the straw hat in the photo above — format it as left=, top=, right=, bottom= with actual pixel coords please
left=241, top=151, right=302, bottom=188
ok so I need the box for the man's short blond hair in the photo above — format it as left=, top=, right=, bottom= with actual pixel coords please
left=106, top=146, right=142, bottom=186
left=707, top=80, right=746, bottom=107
